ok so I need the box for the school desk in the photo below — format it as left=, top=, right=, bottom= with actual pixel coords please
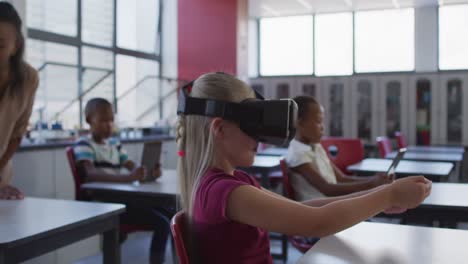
left=0, top=197, right=124, bottom=264
left=297, top=221, right=468, bottom=264
left=347, top=158, right=453, bottom=182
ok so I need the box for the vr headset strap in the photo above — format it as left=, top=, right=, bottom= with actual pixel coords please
left=178, top=95, right=255, bottom=121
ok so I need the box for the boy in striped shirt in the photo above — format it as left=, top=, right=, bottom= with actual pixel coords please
left=73, top=98, right=168, bottom=264
left=74, top=98, right=147, bottom=182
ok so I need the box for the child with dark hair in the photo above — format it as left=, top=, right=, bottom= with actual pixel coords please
left=74, top=98, right=169, bottom=264
left=285, top=95, right=391, bottom=201
left=0, top=2, right=39, bottom=199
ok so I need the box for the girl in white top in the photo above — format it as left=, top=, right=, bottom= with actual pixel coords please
left=286, top=96, right=391, bottom=201
left=0, top=2, right=39, bottom=199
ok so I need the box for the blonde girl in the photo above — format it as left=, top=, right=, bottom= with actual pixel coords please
left=176, top=73, right=431, bottom=264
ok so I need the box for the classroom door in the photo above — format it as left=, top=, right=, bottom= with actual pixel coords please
left=350, top=76, right=379, bottom=143
left=322, top=77, right=352, bottom=137
left=439, top=73, right=468, bottom=145
left=408, top=74, right=439, bottom=145
left=378, top=75, right=410, bottom=144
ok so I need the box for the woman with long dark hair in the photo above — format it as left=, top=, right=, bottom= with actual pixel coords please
left=0, top=2, right=39, bottom=199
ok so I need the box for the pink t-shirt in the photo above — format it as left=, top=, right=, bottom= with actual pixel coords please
left=192, top=167, right=272, bottom=264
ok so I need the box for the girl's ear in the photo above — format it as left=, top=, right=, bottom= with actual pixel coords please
left=210, top=118, right=224, bottom=139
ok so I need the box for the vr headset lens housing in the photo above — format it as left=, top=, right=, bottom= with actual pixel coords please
left=177, top=81, right=298, bottom=146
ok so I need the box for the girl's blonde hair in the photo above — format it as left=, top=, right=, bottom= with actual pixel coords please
left=175, top=72, right=255, bottom=217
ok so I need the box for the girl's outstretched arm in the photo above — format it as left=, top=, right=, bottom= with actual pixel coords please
left=227, top=176, right=430, bottom=238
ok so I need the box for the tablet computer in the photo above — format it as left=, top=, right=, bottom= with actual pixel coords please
left=386, top=148, right=406, bottom=180
left=140, top=141, right=162, bottom=182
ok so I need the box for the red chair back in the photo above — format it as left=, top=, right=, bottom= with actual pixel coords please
left=376, top=136, right=393, bottom=158
left=171, top=211, right=190, bottom=264
left=280, top=159, right=295, bottom=200
left=279, top=159, right=317, bottom=252
left=66, top=147, right=83, bottom=200
left=320, top=137, right=364, bottom=175
left=394, top=131, right=408, bottom=149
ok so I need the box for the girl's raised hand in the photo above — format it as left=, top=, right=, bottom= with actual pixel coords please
left=388, top=176, right=432, bottom=209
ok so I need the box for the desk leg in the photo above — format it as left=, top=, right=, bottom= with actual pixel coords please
left=261, top=171, right=270, bottom=189
left=0, top=249, right=5, bottom=264
left=103, top=227, right=120, bottom=264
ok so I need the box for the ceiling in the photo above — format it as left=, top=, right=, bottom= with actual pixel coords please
left=248, top=0, right=468, bottom=17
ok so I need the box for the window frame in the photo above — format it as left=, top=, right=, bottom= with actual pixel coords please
left=256, top=8, right=418, bottom=78
left=27, top=0, right=163, bottom=128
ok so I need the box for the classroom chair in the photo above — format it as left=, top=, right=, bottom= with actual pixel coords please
left=395, top=131, right=408, bottom=149
left=320, top=137, right=365, bottom=175
left=280, top=159, right=318, bottom=253
left=376, top=136, right=393, bottom=158
left=171, top=211, right=190, bottom=264
left=66, top=147, right=86, bottom=200
left=65, top=147, right=156, bottom=242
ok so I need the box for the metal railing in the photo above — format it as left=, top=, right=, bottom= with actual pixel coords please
left=116, top=75, right=188, bottom=122
left=37, top=61, right=188, bottom=126
left=37, top=61, right=113, bottom=122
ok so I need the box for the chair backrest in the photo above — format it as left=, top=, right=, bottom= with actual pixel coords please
left=280, top=159, right=296, bottom=200
left=66, top=147, right=83, bottom=200
left=171, top=211, right=190, bottom=264
left=320, top=137, right=365, bottom=174
left=394, top=131, right=408, bottom=149
left=376, top=136, right=393, bottom=158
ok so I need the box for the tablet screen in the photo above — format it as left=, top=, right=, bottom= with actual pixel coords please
left=386, top=148, right=406, bottom=179
left=140, top=141, right=162, bottom=181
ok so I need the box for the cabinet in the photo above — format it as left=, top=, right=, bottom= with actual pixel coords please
left=321, top=77, right=352, bottom=137
left=439, top=73, right=468, bottom=145
left=350, top=76, right=379, bottom=143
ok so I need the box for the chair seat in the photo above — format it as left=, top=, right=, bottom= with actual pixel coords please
left=290, top=236, right=318, bottom=253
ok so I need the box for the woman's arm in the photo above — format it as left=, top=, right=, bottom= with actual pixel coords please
left=0, top=137, right=21, bottom=174
left=227, top=176, right=430, bottom=238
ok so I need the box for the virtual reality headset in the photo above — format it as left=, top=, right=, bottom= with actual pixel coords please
left=176, top=77, right=298, bottom=146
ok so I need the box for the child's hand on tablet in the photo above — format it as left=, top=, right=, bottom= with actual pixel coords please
left=152, top=163, right=162, bottom=180
left=372, top=173, right=393, bottom=187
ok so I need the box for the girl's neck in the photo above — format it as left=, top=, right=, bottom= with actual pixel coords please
left=295, top=134, right=312, bottom=145
left=211, top=150, right=235, bottom=175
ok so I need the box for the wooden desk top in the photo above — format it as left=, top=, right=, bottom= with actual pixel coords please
left=347, top=158, right=453, bottom=177
left=257, top=147, right=288, bottom=157
left=298, top=222, right=468, bottom=264
left=0, top=197, right=124, bottom=246
left=422, top=182, right=468, bottom=209
left=251, top=155, right=282, bottom=168
left=386, top=151, right=463, bottom=162
left=81, top=169, right=179, bottom=196
left=407, top=145, right=464, bottom=154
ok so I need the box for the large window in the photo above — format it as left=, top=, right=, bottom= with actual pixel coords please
left=27, top=0, right=78, bottom=36
left=26, top=0, right=162, bottom=129
left=315, top=12, right=353, bottom=76
left=82, top=0, right=114, bottom=47
left=259, top=15, right=313, bottom=76
left=355, top=8, right=414, bottom=73
left=258, top=9, right=415, bottom=76
left=439, top=4, right=468, bottom=70
left=117, top=0, right=160, bottom=54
